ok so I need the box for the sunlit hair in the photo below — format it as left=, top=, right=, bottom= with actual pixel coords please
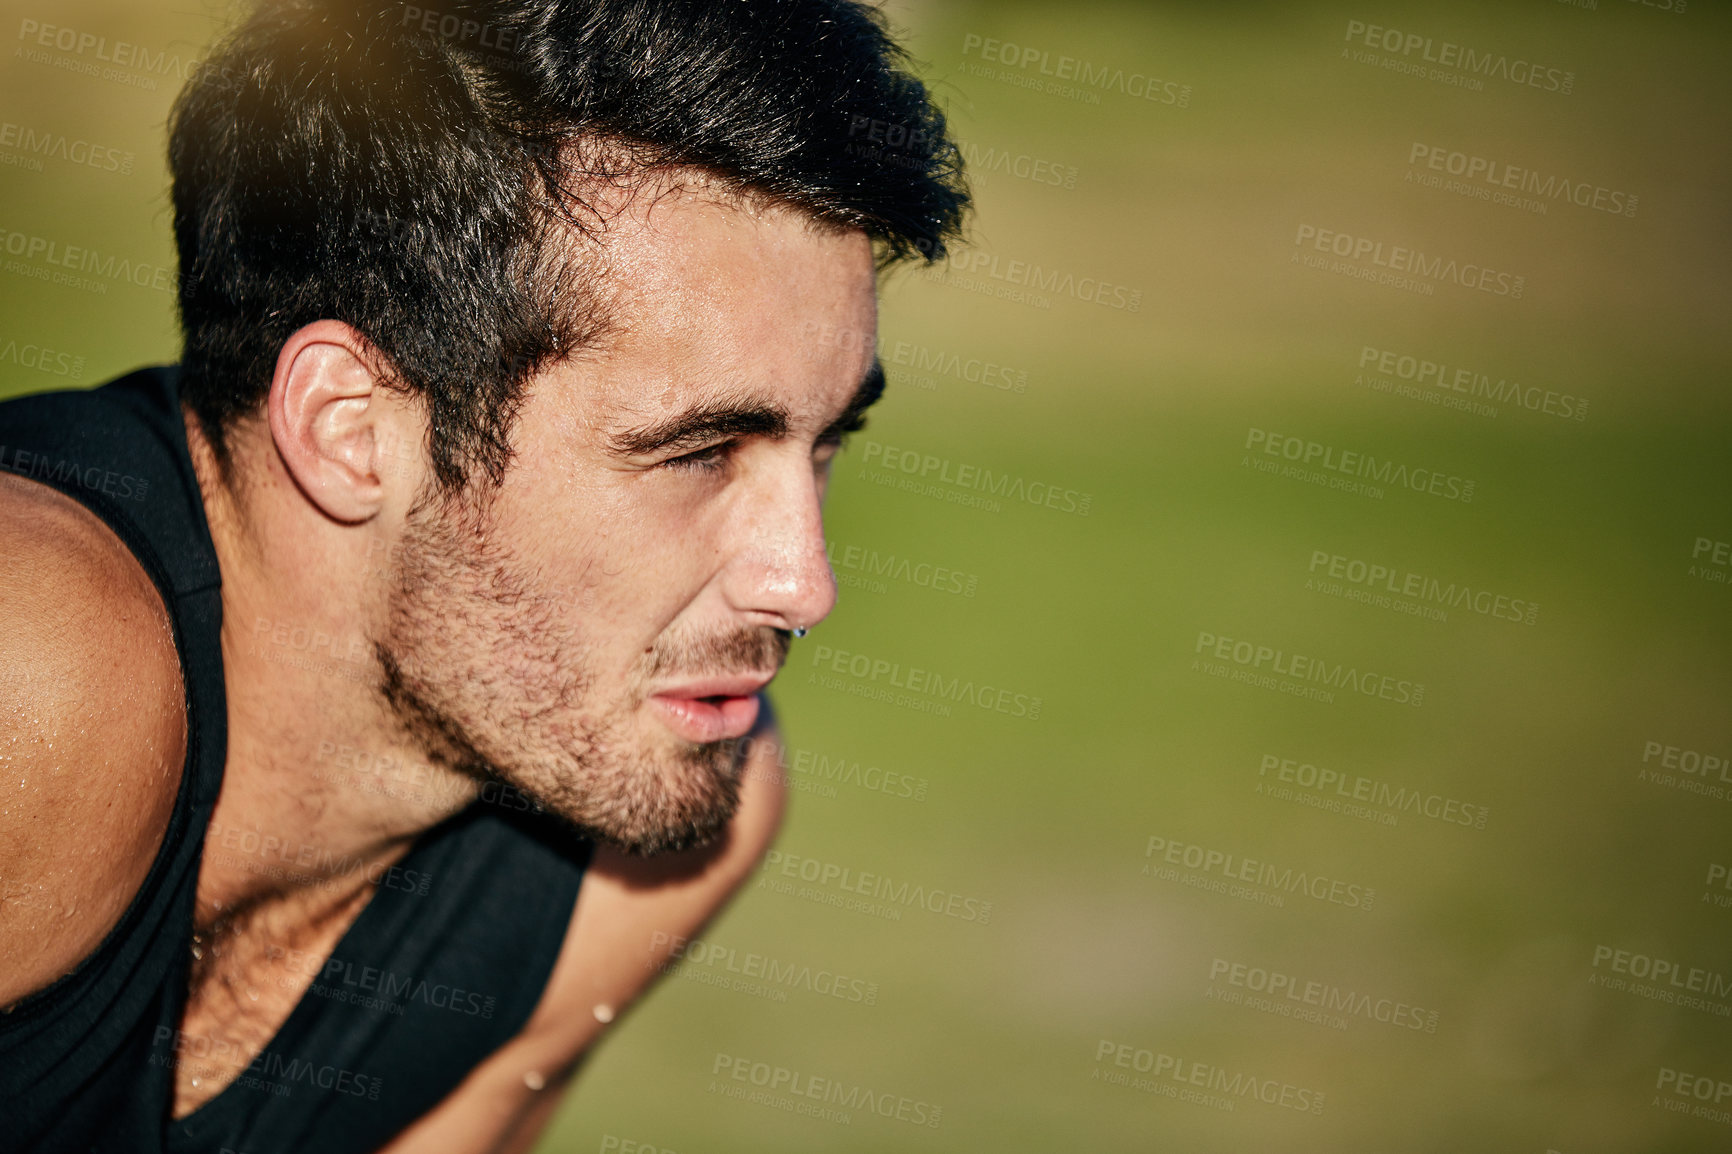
left=169, top=0, right=970, bottom=491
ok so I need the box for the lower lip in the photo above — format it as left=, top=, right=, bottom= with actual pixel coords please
left=649, top=693, right=761, bottom=743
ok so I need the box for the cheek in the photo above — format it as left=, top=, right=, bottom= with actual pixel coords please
left=518, top=487, right=723, bottom=634
left=602, top=499, right=723, bottom=613
left=495, top=400, right=729, bottom=631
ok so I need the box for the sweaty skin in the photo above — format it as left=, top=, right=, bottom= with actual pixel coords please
left=0, top=179, right=879, bottom=1148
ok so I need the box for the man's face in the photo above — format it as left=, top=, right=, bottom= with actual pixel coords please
left=376, top=185, right=878, bottom=854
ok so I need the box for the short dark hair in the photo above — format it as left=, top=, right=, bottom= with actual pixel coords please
left=169, top=0, right=969, bottom=490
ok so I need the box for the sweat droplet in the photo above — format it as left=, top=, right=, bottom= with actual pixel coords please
left=593, top=1003, right=614, bottom=1023
left=524, top=1069, right=546, bottom=1091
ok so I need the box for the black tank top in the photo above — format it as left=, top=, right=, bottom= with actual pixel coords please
left=0, top=367, right=590, bottom=1153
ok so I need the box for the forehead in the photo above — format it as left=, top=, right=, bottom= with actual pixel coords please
left=570, top=182, right=878, bottom=426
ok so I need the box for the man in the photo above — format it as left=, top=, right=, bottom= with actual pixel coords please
left=0, top=0, right=966, bottom=1149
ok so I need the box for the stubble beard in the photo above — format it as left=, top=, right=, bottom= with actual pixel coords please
left=371, top=487, right=783, bottom=855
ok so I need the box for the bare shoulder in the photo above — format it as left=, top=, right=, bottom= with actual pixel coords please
left=0, top=473, right=187, bottom=1007
left=376, top=718, right=789, bottom=1153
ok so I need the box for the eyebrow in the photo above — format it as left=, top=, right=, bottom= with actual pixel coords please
left=607, top=360, right=886, bottom=457
left=819, top=359, right=885, bottom=444
left=607, top=396, right=789, bottom=457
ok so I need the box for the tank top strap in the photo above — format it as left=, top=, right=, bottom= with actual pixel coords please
left=165, top=804, right=590, bottom=1154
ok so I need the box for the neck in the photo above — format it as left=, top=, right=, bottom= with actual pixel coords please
left=182, top=407, right=479, bottom=926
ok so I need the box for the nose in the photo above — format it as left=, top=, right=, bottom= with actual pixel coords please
left=721, top=456, right=838, bottom=634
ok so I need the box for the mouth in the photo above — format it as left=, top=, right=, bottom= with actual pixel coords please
left=647, top=673, right=775, bottom=743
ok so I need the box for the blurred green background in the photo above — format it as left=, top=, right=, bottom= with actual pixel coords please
left=3, top=0, right=1729, bottom=1150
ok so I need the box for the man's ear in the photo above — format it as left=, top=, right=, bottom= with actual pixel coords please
left=266, top=321, right=414, bottom=524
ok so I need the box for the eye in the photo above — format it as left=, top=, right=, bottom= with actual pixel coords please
left=663, top=441, right=733, bottom=472
left=813, top=437, right=844, bottom=468
left=815, top=416, right=867, bottom=460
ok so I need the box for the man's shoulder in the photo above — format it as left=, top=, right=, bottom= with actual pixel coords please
left=0, top=473, right=187, bottom=1007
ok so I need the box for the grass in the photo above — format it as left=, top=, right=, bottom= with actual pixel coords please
left=3, top=1, right=1728, bottom=1149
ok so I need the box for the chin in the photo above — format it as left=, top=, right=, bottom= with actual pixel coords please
left=509, top=728, right=747, bottom=858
